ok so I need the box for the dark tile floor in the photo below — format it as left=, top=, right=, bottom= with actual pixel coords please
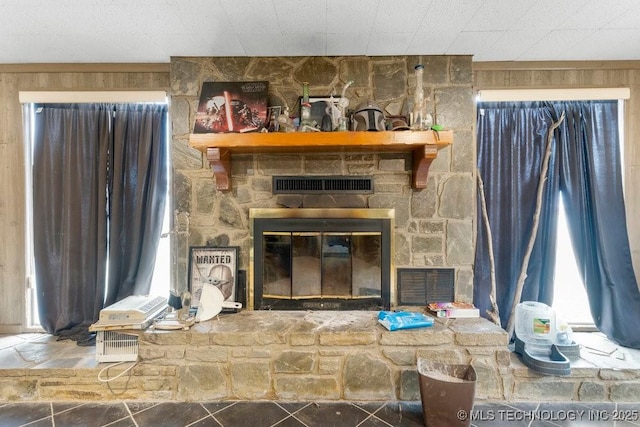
left=2, top=400, right=640, bottom=427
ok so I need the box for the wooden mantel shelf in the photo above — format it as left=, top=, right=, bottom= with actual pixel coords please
left=189, top=130, right=453, bottom=191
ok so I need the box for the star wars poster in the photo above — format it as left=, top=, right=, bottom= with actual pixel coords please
left=188, top=246, right=239, bottom=309
left=193, top=81, right=269, bottom=133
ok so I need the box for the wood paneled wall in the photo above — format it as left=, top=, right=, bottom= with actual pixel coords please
left=0, top=65, right=169, bottom=332
left=474, top=62, right=640, bottom=285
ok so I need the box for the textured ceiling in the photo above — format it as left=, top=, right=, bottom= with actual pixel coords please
left=1, top=0, right=640, bottom=64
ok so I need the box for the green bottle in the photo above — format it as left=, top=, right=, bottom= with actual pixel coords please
left=300, top=82, right=312, bottom=130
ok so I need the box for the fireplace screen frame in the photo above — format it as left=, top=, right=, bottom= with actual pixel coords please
left=250, top=208, right=395, bottom=310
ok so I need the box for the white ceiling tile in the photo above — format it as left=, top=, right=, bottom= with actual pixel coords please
left=327, top=33, right=370, bottom=56
left=563, top=29, right=640, bottom=60
left=560, top=0, right=634, bottom=30
left=283, top=32, right=327, bottom=56
left=169, top=1, right=236, bottom=35
left=407, top=29, right=460, bottom=54
left=513, top=0, right=583, bottom=30
left=464, top=0, right=533, bottom=32
left=373, top=0, right=432, bottom=33
left=109, top=35, right=176, bottom=62
left=517, top=29, right=595, bottom=61
left=6, top=33, right=162, bottom=63
left=447, top=31, right=505, bottom=59
left=416, top=0, right=483, bottom=33
left=602, top=3, right=640, bottom=29
left=238, top=33, right=288, bottom=56
left=190, top=33, right=246, bottom=57
left=0, top=35, right=64, bottom=63
left=75, top=2, right=187, bottom=36
left=147, top=35, right=217, bottom=59
left=481, top=30, right=546, bottom=61
left=218, top=0, right=280, bottom=33
left=326, top=0, right=380, bottom=33
left=366, top=32, right=414, bottom=56
left=0, top=2, right=64, bottom=35
left=274, top=0, right=328, bottom=34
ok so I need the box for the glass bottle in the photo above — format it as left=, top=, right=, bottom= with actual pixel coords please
left=278, top=106, right=294, bottom=132
left=300, top=82, right=312, bottom=130
left=411, top=64, right=427, bottom=130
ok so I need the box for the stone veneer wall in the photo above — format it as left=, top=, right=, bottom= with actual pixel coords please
left=170, top=56, right=475, bottom=302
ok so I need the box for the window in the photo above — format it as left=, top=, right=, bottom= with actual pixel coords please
left=552, top=198, right=593, bottom=325
left=476, top=90, right=629, bottom=330
left=21, top=92, right=170, bottom=331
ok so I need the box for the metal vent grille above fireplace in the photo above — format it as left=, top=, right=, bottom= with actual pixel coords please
left=273, top=176, right=374, bottom=194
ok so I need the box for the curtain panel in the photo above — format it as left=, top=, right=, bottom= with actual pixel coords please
left=31, top=103, right=168, bottom=338
left=474, top=101, right=640, bottom=348
left=105, top=104, right=169, bottom=306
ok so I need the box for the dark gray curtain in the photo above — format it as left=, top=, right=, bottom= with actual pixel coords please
left=32, top=103, right=168, bottom=338
left=105, top=104, right=169, bottom=306
left=474, top=102, right=560, bottom=329
left=474, top=100, right=640, bottom=348
left=32, top=104, right=110, bottom=336
left=551, top=101, right=640, bottom=347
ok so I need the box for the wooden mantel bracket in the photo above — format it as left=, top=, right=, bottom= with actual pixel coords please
left=412, top=145, right=439, bottom=189
left=206, top=147, right=231, bottom=191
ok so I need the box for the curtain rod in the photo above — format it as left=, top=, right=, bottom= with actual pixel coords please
left=18, top=90, right=167, bottom=103
left=476, top=88, right=630, bottom=102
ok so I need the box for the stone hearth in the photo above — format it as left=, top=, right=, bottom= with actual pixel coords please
left=140, top=311, right=509, bottom=401
left=2, top=312, right=640, bottom=402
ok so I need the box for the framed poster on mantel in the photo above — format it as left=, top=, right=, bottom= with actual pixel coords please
left=193, top=81, right=269, bottom=134
left=188, top=246, right=239, bottom=309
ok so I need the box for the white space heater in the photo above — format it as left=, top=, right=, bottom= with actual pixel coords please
left=96, top=330, right=139, bottom=362
left=90, top=295, right=168, bottom=363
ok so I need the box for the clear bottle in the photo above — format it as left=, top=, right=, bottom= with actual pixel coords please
left=411, top=64, right=427, bottom=130
left=278, top=106, right=294, bottom=132
left=300, top=82, right=312, bottom=130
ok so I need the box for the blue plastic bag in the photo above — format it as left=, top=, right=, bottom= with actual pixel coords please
left=378, top=310, right=434, bottom=331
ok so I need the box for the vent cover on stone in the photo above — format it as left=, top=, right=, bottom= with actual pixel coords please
left=396, top=268, right=455, bottom=305
left=273, top=176, right=373, bottom=194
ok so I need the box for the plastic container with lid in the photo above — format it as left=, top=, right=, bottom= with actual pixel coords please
left=515, top=301, right=556, bottom=354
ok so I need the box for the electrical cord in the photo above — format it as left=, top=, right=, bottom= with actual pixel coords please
left=97, top=360, right=138, bottom=383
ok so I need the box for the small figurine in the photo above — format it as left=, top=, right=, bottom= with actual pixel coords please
left=277, top=105, right=295, bottom=132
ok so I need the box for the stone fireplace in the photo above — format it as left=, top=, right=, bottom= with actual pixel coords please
left=250, top=208, right=394, bottom=310
left=170, top=55, right=475, bottom=304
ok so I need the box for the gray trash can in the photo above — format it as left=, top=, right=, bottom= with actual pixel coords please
left=417, top=358, right=476, bottom=427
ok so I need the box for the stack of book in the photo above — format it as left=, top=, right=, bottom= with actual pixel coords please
left=427, top=302, right=480, bottom=318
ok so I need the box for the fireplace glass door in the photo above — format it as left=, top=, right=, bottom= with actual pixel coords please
left=253, top=213, right=391, bottom=310
left=263, top=232, right=382, bottom=302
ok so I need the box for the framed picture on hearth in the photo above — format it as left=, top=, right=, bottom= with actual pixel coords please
left=188, top=246, right=239, bottom=309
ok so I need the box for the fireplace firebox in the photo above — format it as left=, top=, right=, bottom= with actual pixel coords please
left=250, top=209, right=394, bottom=310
